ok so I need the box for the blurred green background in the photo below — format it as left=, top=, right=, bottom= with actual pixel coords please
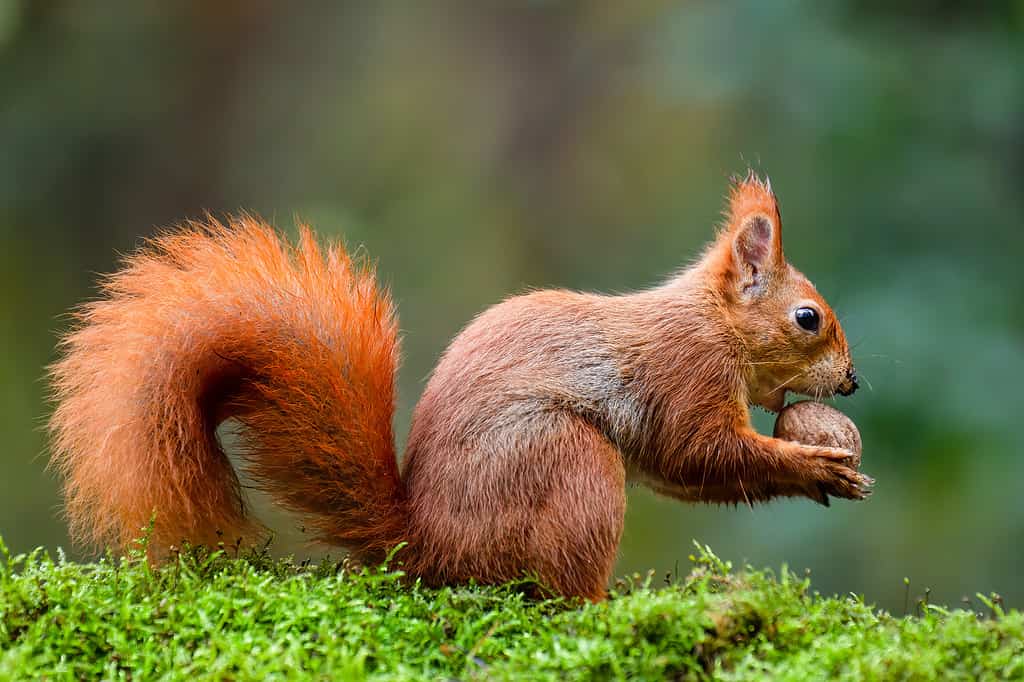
left=2, top=1, right=1022, bottom=612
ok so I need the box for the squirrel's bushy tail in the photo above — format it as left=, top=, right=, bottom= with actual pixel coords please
left=48, top=217, right=406, bottom=560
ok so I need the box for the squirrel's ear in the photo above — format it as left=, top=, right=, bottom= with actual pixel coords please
left=731, top=214, right=781, bottom=297
left=722, top=172, right=784, bottom=297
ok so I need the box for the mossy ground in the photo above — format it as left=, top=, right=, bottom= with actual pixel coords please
left=1, top=537, right=1020, bottom=680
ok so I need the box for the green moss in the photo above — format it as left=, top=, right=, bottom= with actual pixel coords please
left=0, top=538, right=1019, bottom=681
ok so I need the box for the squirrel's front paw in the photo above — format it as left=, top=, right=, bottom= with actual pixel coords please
left=806, top=446, right=874, bottom=505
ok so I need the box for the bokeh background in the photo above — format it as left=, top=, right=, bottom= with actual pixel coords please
left=2, top=1, right=1022, bottom=612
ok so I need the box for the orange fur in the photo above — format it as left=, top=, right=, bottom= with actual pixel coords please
left=48, top=217, right=405, bottom=559
left=48, top=174, right=871, bottom=600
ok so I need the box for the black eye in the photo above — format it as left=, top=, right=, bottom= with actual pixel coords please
left=794, top=307, right=820, bottom=333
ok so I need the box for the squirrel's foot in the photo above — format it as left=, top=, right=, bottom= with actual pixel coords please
left=798, top=446, right=874, bottom=504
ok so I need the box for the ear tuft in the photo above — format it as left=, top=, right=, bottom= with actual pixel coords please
left=717, top=170, right=785, bottom=298
left=725, top=171, right=781, bottom=230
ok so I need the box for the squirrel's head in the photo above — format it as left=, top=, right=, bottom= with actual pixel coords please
left=709, top=172, right=857, bottom=413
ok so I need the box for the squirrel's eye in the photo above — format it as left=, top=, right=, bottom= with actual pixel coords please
left=794, top=307, right=820, bottom=333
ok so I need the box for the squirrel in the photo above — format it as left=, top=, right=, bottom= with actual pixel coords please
left=48, top=172, right=871, bottom=601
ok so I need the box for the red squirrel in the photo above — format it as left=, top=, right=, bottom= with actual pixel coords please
left=48, top=173, right=870, bottom=601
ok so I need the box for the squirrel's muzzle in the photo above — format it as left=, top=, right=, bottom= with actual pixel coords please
left=837, top=367, right=859, bottom=396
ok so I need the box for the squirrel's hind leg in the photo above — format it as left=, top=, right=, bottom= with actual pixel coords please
left=525, top=418, right=626, bottom=602
left=403, top=415, right=626, bottom=600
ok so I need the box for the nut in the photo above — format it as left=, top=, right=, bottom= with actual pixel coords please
left=773, top=400, right=862, bottom=468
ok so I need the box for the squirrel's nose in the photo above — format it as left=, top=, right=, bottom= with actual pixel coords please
left=838, top=368, right=858, bottom=396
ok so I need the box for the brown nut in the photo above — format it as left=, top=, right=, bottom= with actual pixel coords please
left=773, top=400, right=862, bottom=468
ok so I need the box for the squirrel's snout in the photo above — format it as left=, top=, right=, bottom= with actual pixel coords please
left=838, top=367, right=859, bottom=396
